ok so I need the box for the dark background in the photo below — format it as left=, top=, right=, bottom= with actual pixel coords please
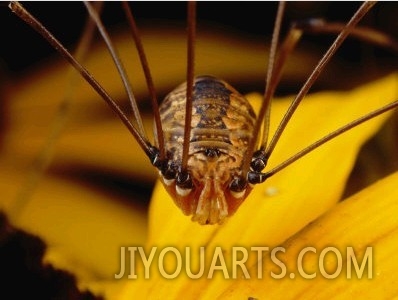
left=1, top=2, right=397, bottom=73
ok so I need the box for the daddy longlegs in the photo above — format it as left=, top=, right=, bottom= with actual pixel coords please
left=8, top=1, right=398, bottom=225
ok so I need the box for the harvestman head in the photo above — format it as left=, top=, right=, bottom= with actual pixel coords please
left=9, top=1, right=398, bottom=225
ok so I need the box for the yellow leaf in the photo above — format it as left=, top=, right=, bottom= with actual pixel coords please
left=119, top=73, right=397, bottom=298
left=215, top=172, right=398, bottom=299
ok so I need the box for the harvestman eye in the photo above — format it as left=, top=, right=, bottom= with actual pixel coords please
left=9, top=1, right=398, bottom=225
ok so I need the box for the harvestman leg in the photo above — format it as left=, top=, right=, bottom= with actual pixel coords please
left=261, top=16, right=398, bottom=154
left=232, top=2, right=398, bottom=190
left=10, top=3, right=103, bottom=219
left=249, top=17, right=398, bottom=184
left=8, top=1, right=200, bottom=200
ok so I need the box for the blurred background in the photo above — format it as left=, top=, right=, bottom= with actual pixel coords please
left=1, top=2, right=397, bottom=86
left=0, top=1, right=397, bottom=291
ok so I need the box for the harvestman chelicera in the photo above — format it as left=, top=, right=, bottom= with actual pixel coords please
left=9, top=1, right=398, bottom=225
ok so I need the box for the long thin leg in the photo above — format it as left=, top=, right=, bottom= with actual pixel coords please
left=231, top=2, right=382, bottom=191
left=250, top=99, right=398, bottom=183
left=121, top=1, right=165, bottom=160
left=254, top=13, right=398, bottom=169
left=242, top=2, right=286, bottom=178
left=9, top=2, right=154, bottom=159
left=260, top=18, right=398, bottom=110
left=295, top=19, right=398, bottom=53
left=83, top=2, right=147, bottom=140
left=11, top=2, right=103, bottom=220
left=263, top=2, right=376, bottom=162
left=181, top=1, right=196, bottom=173
left=258, top=2, right=286, bottom=152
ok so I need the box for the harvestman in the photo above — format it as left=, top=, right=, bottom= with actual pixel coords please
left=9, top=1, right=398, bottom=225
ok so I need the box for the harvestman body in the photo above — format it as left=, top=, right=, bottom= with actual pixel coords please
left=10, top=2, right=398, bottom=225
left=159, top=76, right=256, bottom=224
